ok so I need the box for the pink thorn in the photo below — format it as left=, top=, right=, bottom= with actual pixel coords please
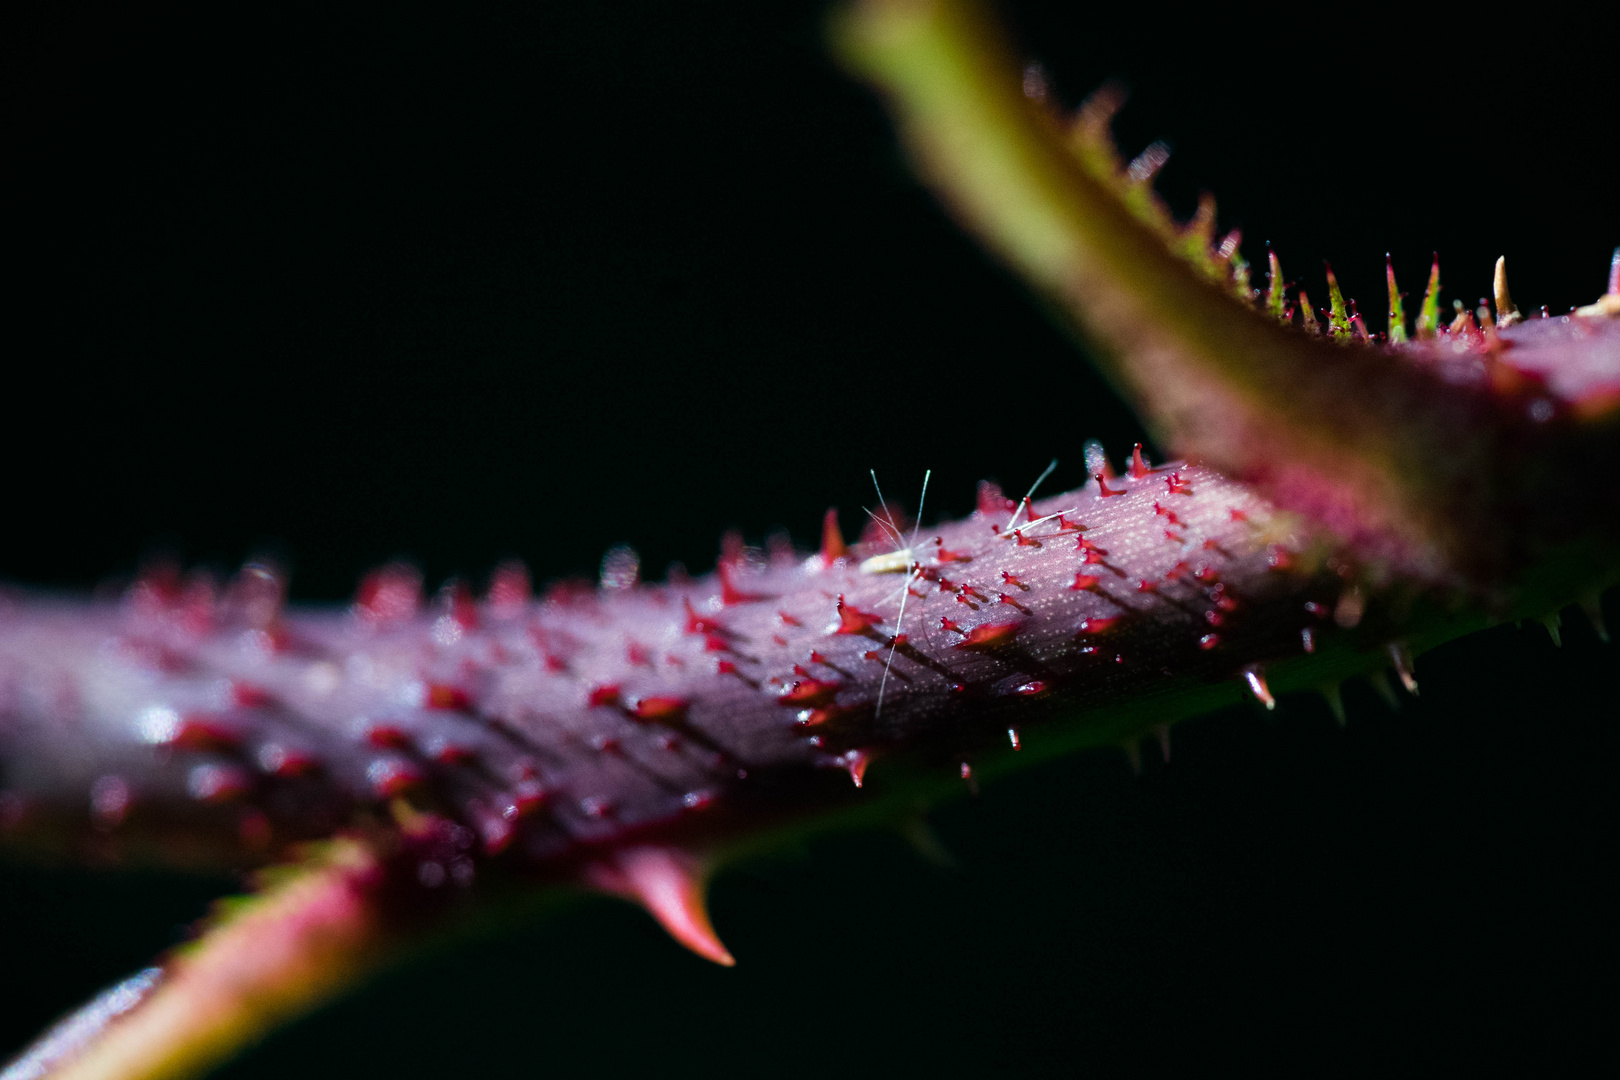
left=819, top=508, right=847, bottom=565
left=632, top=697, right=689, bottom=723
left=597, top=846, right=735, bottom=967
left=844, top=749, right=871, bottom=788
left=1243, top=667, right=1276, bottom=709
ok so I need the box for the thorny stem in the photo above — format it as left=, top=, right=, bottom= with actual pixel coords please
left=835, top=0, right=1620, bottom=588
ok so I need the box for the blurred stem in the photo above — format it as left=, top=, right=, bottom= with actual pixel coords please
left=832, top=0, right=1522, bottom=583
left=35, top=840, right=403, bottom=1080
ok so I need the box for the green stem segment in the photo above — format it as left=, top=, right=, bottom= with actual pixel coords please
left=834, top=0, right=1525, bottom=584
left=39, top=841, right=403, bottom=1080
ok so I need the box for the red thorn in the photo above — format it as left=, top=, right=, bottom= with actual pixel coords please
left=1018, top=496, right=1037, bottom=521
left=1055, top=515, right=1086, bottom=532
left=354, top=562, right=422, bottom=625
left=187, top=763, right=251, bottom=803
left=1095, top=472, right=1126, bottom=497
left=955, top=621, right=1021, bottom=651
left=502, top=781, right=548, bottom=820
left=1198, top=633, right=1220, bottom=650
left=940, top=617, right=963, bottom=634
left=683, top=598, right=723, bottom=635
left=364, top=724, right=412, bottom=751
left=627, top=642, right=654, bottom=667
left=936, top=545, right=972, bottom=563
left=434, top=742, right=478, bottom=767
left=425, top=684, right=471, bottom=711
left=486, top=560, right=532, bottom=612
left=833, top=595, right=883, bottom=635
left=1165, top=472, right=1193, bottom=496
left=587, top=684, right=622, bottom=708
left=1077, top=537, right=1109, bottom=556
left=1136, top=579, right=1158, bottom=592
left=366, top=757, right=425, bottom=798
left=1267, top=545, right=1296, bottom=570
left=1012, top=529, right=1041, bottom=547
left=1078, top=616, right=1121, bottom=634
left=257, top=743, right=317, bottom=778
left=166, top=717, right=242, bottom=753
left=819, top=508, right=847, bottom=565
left=1129, top=443, right=1150, bottom=479
left=230, top=682, right=273, bottom=709
left=632, top=697, right=689, bottom=723
left=976, top=480, right=1012, bottom=517
left=702, top=633, right=729, bottom=653
left=1001, top=571, right=1026, bottom=589
left=1013, top=680, right=1047, bottom=696
left=1195, top=566, right=1221, bottom=583
left=439, top=580, right=478, bottom=633
left=1070, top=573, right=1100, bottom=591
left=778, top=679, right=841, bottom=707
left=593, top=846, right=734, bottom=967
left=795, top=706, right=845, bottom=727
left=717, top=561, right=768, bottom=606
left=1243, top=667, right=1276, bottom=709
left=1152, top=502, right=1183, bottom=525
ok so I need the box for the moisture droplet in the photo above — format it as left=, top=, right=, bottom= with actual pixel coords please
left=599, top=545, right=641, bottom=591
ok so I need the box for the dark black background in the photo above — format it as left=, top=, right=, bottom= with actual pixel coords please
left=1, top=1, right=1615, bottom=1074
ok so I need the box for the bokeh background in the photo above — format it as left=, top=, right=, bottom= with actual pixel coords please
left=2, top=1, right=1615, bottom=1073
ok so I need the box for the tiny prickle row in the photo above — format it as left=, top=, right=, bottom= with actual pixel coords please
left=0, top=453, right=1350, bottom=887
